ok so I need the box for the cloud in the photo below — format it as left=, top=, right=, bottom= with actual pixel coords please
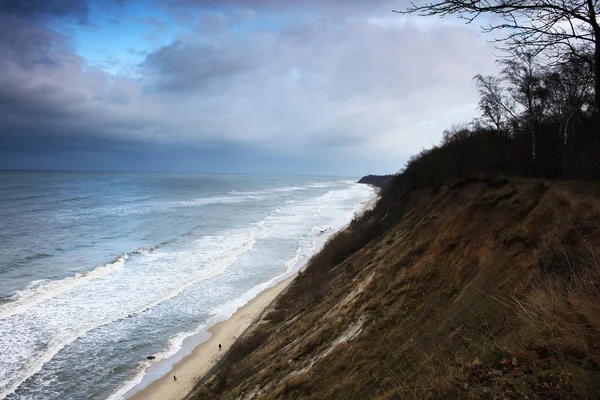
left=0, top=0, right=90, bottom=20
left=0, top=16, right=84, bottom=114
left=130, top=16, right=495, bottom=155
left=0, top=14, right=149, bottom=144
left=138, top=15, right=166, bottom=28
left=0, top=0, right=498, bottom=174
left=141, top=41, right=254, bottom=92
left=163, top=0, right=394, bottom=13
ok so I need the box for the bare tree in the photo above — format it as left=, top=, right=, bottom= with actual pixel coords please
left=396, top=0, right=600, bottom=112
left=473, top=74, right=515, bottom=129
left=501, top=52, right=550, bottom=174
left=544, top=54, right=595, bottom=172
left=473, top=74, right=517, bottom=169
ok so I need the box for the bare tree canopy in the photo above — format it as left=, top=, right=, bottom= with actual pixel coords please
left=396, top=0, right=600, bottom=112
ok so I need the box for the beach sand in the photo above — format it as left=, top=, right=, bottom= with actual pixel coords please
left=128, top=276, right=293, bottom=400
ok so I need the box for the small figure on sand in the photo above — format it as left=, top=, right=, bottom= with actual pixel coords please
left=173, top=375, right=177, bottom=382
left=219, top=343, right=222, bottom=351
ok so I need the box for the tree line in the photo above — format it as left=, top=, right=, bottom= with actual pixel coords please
left=391, top=0, right=599, bottom=188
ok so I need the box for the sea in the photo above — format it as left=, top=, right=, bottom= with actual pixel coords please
left=0, top=171, right=376, bottom=400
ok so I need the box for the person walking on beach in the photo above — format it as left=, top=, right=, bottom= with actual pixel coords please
left=173, top=375, right=177, bottom=382
left=219, top=343, right=222, bottom=351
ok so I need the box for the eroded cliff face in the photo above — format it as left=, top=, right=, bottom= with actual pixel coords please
left=190, top=178, right=600, bottom=400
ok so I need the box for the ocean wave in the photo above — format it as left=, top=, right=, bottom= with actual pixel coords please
left=54, top=194, right=260, bottom=222
left=0, top=195, right=288, bottom=323
left=125, top=233, right=265, bottom=321
left=308, top=181, right=340, bottom=188
left=272, top=186, right=304, bottom=192
left=229, top=186, right=307, bottom=196
left=0, top=254, right=130, bottom=321
left=0, top=225, right=272, bottom=399
left=178, top=195, right=259, bottom=207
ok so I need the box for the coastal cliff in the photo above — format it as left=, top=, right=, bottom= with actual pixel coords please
left=186, top=175, right=600, bottom=399
left=357, top=174, right=393, bottom=189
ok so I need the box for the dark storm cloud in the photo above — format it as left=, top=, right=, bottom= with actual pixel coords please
left=0, top=0, right=89, bottom=20
left=141, top=41, right=254, bottom=92
left=0, top=0, right=132, bottom=138
left=0, top=16, right=80, bottom=117
left=163, top=0, right=393, bottom=11
left=0, top=12, right=148, bottom=151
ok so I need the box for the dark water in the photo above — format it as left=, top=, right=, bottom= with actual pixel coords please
left=0, top=171, right=375, bottom=400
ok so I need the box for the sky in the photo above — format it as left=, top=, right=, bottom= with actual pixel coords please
left=0, top=0, right=498, bottom=176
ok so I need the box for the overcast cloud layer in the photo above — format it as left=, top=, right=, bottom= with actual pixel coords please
left=0, top=0, right=497, bottom=175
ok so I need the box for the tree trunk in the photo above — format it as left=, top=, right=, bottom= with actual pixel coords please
left=595, top=41, right=600, bottom=113
left=561, top=125, right=569, bottom=178
left=590, top=0, right=599, bottom=114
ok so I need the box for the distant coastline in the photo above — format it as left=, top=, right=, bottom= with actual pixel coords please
left=357, top=174, right=393, bottom=189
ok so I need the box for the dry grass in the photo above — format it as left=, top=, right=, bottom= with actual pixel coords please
left=189, top=179, right=600, bottom=400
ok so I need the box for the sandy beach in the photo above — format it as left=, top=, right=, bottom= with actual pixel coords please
left=128, top=276, right=294, bottom=400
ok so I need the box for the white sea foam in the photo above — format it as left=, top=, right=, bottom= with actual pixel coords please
left=0, top=254, right=129, bottom=321
left=178, top=195, right=259, bottom=207
left=272, top=186, right=303, bottom=192
left=308, top=181, right=339, bottom=188
left=229, top=186, right=306, bottom=196
left=0, top=226, right=271, bottom=399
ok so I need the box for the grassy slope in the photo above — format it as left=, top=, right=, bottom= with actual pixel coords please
left=189, top=178, right=600, bottom=399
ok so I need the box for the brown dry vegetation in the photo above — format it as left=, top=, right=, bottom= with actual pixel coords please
left=187, top=177, right=600, bottom=400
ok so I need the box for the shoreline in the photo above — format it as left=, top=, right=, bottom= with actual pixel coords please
left=125, top=190, right=379, bottom=400
left=128, top=276, right=295, bottom=400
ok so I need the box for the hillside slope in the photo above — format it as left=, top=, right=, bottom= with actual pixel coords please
left=189, top=178, right=600, bottom=399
